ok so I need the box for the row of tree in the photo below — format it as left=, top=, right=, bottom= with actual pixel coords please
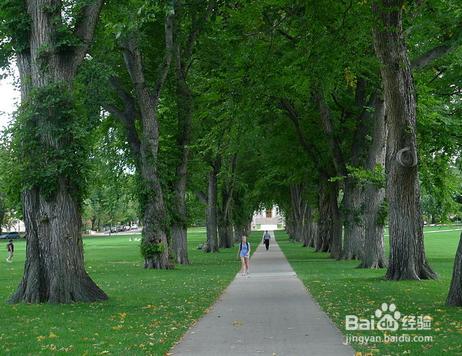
left=0, top=0, right=461, bottom=305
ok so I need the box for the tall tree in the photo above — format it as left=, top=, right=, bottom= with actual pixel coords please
left=2, top=0, right=107, bottom=303
left=170, top=0, right=215, bottom=263
left=372, top=0, right=436, bottom=280
left=101, top=2, right=176, bottom=269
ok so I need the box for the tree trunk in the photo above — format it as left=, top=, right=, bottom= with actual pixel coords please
left=205, top=165, right=219, bottom=252
left=359, top=183, right=387, bottom=269
left=309, top=219, right=318, bottom=248
left=318, top=178, right=342, bottom=258
left=218, top=223, right=233, bottom=248
left=289, top=184, right=310, bottom=243
left=234, top=225, right=244, bottom=242
left=170, top=9, right=195, bottom=264
left=359, top=96, right=387, bottom=269
left=302, top=206, right=313, bottom=247
left=342, top=178, right=365, bottom=260
left=447, top=233, right=462, bottom=306
left=171, top=134, right=190, bottom=264
left=285, top=211, right=297, bottom=241
left=171, top=224, right=189, bottom=264
left=90, top=217, right=97, bottom=231
left=139, top=167, right=170, bottom=269
left=372, top=0, right=436, bottom=280
left=10, top=0, right=107, bottom=304
left=121, top=13, right=174, bottom=269
left=218, top=185, right=234, bottom=248
left=11, top=185, right=107, bottom=303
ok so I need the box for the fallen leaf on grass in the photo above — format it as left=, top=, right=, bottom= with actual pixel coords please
left=142, top=304, right=157, bottom=310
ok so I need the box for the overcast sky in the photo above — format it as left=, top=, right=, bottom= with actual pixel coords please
left=0, top=69, right=20, bottom=132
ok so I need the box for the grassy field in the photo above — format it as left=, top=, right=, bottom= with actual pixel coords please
left=0, top=230, right=259, bottom=355
left=277, top=228, right=462, bottom=356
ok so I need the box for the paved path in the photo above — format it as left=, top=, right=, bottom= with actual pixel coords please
left=171, top=233, right=354, bottom=356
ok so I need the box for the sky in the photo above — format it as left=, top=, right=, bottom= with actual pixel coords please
left=0, top=69, right=20, bottom=132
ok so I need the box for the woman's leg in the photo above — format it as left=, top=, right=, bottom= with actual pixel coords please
left=240, top=257, right=246, bottom=274
left=244, top=257, right=250, bottom=274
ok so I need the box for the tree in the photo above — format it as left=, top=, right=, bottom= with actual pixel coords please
left=170, top=0, right=216, bottom=263
left=447, top=233, right=462, bottom=306
left=100, top=1, right=175, bottom=269
left=1, top=0, right=107, bottom=303
left=372, top=0, right=436, bottom=280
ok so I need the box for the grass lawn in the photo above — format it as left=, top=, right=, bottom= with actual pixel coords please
left=277, top=228, right=462, bottom=356
left=0, top=230, right=259, bottom=355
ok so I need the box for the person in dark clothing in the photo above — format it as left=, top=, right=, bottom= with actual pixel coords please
left=6, top=239, right=14, bottom=263
left=262, top=230, right=271, bottom=251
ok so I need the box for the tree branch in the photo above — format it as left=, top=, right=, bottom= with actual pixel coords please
left=411, top=43, right=453, bottom=70
left=314, top=92, right=347, bottom=176
left=104, top=76, right=141, bottom=159
left=153, top=11, right=175, bottom=102
left=175, top=0, right=215, bottom=80
left=72, top=0, right=104, bottom=68
left=196, top=191, right=208, bottom=205
left=278, top=98, right=324, bottom=170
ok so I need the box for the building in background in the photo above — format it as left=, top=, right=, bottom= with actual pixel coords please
left=251, top=206, right=285, bottom=231
left=1, top=219, right=25, bottom=233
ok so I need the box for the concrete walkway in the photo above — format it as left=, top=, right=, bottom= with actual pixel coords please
left=171, top=233, right=354, bottom=356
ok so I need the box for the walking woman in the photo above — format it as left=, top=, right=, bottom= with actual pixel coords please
left=238, top=235, right=251, bottom=276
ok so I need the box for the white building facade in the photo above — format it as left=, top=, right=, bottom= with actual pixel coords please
left=251, top=205, right=285, bottom=231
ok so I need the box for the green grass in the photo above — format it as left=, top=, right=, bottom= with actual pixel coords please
left=0, top=230, right=259, bottom=355
left=277, top=228, right=462, bottom=356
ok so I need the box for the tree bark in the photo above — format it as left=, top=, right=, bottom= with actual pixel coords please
left=10, top=0, right=107, bottom=304
left=309, top=218, right=318, bottom=248
left=234, top=225, right=243, bottom=242
left=205, top=164, right=219, bottom=252
left=218, top=186, right=234, bottom=249
left=359, top=96, right=387, bottom=269
left=372, top=0, right=436, bottom=280
left=218, top=222, right=234, bottom=248
left=317, top=92, right=366, bottom=260
left=342, top=178, right=365, bottom=260
left=302, top=206, right=313, bottom=247
left=285, top=209, right=296, bottom=241
left=289, top=184, right=312, bottom=246
left=447, top=233, right=462, bottom=306
left=317, top=177, right=342, bottom=259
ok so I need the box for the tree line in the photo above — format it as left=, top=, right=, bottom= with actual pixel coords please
left=0, top=0, right=461, bottom=305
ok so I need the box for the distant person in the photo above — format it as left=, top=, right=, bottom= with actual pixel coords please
left=262, top=230, right=271, bottom=251
left=238, top=235, right=250, bottom=276
left=6, top=239, right=14, bottom=263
